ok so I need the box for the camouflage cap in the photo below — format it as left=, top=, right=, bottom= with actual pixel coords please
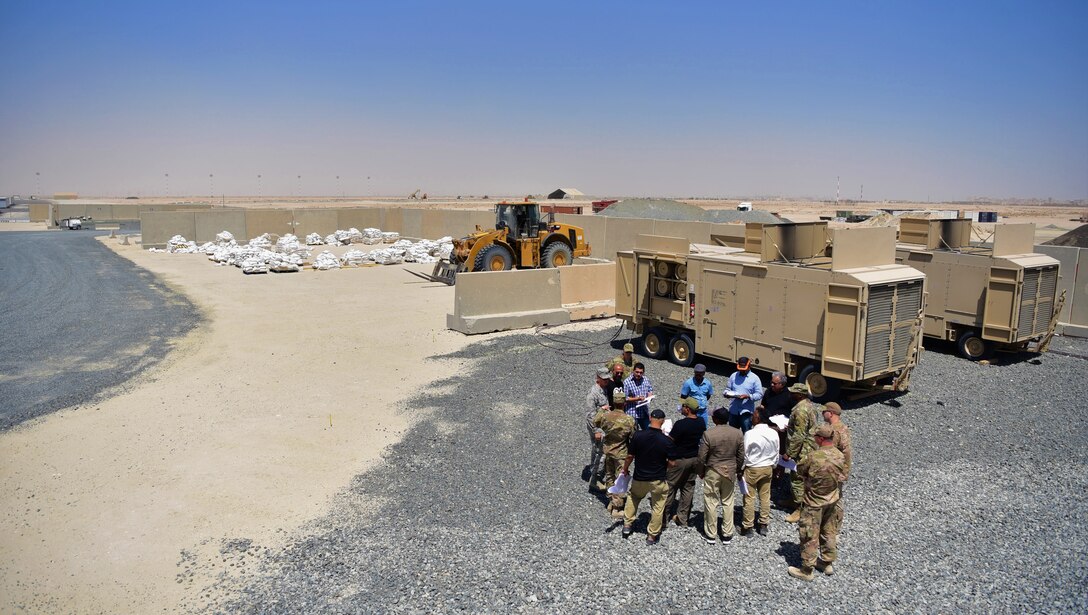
left=612, top=388, right=626, bottom=403
left=814, top=424, right=834, bottom=439
left=623, top=343, right=635, bottom=352
left=788, top=383, right=809, bottom=394
left=596, top=367, right=611, bottom=379
left=823, top=402, right=842, bottom=415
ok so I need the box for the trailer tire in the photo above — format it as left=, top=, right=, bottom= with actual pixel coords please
left=957, top=330, right=992, bottom=361
left=668, top=332, right=696, bottom=367
left=474, top=244, right=513, bottom=272
left=542, top=242, right=573, bottom=268
left=642, top=328, right=668, bottom=360
left=798, top=364, right=842, bottom=403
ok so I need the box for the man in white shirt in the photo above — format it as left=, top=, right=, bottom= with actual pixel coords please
left=740, top=408, right=780, bottom=537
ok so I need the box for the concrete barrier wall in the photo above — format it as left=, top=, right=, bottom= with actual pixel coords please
left=401, top=208, right=424, bottom=238
left=195, top=210, right=248, bottom=243
left=337, top=208, right=382, bottom=231
left=1071, top=248, right=1088, bottom=334
left=292, top=209, right=339, bottom=237
left=245, top=210, right=294, bottom=239
left=140, top=211, right=196, bottom=246
left=381, top=208, right=404, bottom=234
left=652, top=220, right=713, bottom=244
left=111, top=203, right=141, bottom=220
left=29, top=203, right=50, bottom=222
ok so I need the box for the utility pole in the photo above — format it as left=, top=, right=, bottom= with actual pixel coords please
left=336, top=175, right=341, bottom=198
left=164, top=173, right=169, bottom=196
left=836, top=176, right=840, bottom=203
left=209, top=173, right=215, bottom=197
left=35, top=171, right=41, bottom=197
left=297, top=175, right=302, bottom=200
left=257, top=174, right=262, bottom=199
left=860, top=184, right=864, bottom=202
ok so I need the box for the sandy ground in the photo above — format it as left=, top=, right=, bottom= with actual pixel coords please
left=0, top=236, right=474, bottom=613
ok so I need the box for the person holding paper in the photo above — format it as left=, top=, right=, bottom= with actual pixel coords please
left=740, top=408, right=780, bottom=537
left=623, top=363, right=654, bottom=430
left=725, top=357, right=763, bottom=432
left=593, top=388, right=637, bottom=518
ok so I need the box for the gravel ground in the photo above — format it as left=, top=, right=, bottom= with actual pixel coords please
left=0, top=231, right=200, bottom=430
left=193, top=324, right=1088, bottom=613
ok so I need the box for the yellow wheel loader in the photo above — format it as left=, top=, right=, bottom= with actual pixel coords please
left=431, top=201, right=591, bottom=284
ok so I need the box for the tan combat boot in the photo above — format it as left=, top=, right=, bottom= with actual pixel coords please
left=816, top=560, right=834, bottom=575
left=785, top=509, right=801, bottom=524
left=788, top=566, right=815, bottom=582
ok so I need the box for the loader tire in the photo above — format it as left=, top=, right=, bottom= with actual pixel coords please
left=474, top=244, right=513, bottom=272
left=542, top=242, right=573, bottom=268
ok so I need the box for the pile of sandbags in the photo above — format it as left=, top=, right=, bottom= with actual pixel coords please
left=340, top=249, right=370, bottom=266
left=382, top=231, right=400, bottom=243
left=268, top=252, right=303, bottom=273
left=248, top=234, right=273, bottom=249
left=275, top=234, right=311, bottom=259
left=361, top=228, right=384, bottom=244
left=240, top=255, right=270, bottom=274
left=165, top=234, right=200, bottom=254
left=324, top=228, right=364, bottom=246
left=312, top=251, right=341, bottom=270
left=305, top=232, right=324, bottom=245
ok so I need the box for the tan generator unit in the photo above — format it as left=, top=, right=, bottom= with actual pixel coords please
left=616, top=223, right=927, bottom=401
left=895, top=219, right=1063, bottom=360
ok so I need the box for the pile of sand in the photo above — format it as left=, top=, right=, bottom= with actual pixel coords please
left=1043, top=224, right=1088, bottom=248
left=599, top=198, right=785, bottom=224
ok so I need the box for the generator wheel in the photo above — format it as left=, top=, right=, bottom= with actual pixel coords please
left=474, top=244, right=513, bottom=272
left=798, top=364, right=842, bottom=403
left=642, top=327, right=668, bottom=360
left=542, top=242, right=573, bottom=268
left=668, top=332, right=696, bottom=367
left=957, top=330, right=991, bottom=361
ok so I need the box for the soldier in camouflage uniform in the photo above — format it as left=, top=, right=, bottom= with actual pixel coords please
left=593, top=387, right=637, bottom=517
left=788, top=424, right=847, bottom=581
left=605, top=343, right=636, bottom=380
left=822, top=402, right=852, bottom=481
left=784, top=383, right=823, bottom=523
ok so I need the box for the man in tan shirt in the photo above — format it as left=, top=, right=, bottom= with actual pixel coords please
left=698, top=408, right=745, bottom=544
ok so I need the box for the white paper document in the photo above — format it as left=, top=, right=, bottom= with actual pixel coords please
left=778, top=457, right=797, bottom=472
left=738, top=478, right=749, bottom=496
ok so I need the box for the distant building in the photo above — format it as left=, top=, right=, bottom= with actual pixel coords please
left=547, top=188, right=584, bottom=200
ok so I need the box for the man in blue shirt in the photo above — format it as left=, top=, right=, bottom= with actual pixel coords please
left=725, top=356, right=763, bottom=432
left=680, top=363, right=715, bottom=427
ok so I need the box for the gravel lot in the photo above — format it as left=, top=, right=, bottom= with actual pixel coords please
left=0, top=232, right=200, bottom=430
left=189, top=323, right=1088, bottom=613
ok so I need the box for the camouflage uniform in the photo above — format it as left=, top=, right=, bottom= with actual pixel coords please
left=787, top=398, right=823, bottom=504
left=593, top=391, right=636, bottom=513
left=829, top=421, right=853, bottom=481
left=605, top=355, right=634, bottom=380
left=797, top=445, right=847, bottom=569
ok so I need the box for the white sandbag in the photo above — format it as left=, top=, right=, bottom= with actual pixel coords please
left=381, top=231, right=400, bottom=243
left=361, top=228, right=384, bottom=245
left=341, top=249, right=369, bottom=266
left=305, top=232, right=324, bottom=245
left=248, top=234, right=272, bottom=249
left=240, top=256, right=269, bottom=274
left=312, top=251, right=341, bottom=270
left=268, top=252, right=302, bottom=272
left=215, top=231, right=235, bottom=245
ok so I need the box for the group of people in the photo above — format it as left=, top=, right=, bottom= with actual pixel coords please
left=585, top=344, right=853, bottom=581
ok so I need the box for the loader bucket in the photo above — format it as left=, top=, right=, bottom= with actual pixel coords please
left=431, top=260, right=459, bottom=285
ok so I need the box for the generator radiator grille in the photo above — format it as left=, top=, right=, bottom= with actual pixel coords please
left=1018, top=266, right=1058, bottom=340
left=863, top=280, right=923, bottom=378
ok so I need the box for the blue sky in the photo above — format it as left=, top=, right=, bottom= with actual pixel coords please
left=1, top=1, right=1085, bottom=200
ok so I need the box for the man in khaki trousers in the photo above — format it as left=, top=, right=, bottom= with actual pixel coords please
left=698, top=408, right=745, bottom=544
left=741, top=408, right=780, bottom=536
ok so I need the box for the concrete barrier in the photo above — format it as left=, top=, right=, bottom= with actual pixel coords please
left=447, top=263, right=616, bottom=334
left=140, top=211, right=197, bottom=247
left=245, top=210, right=294, bottom=239
left=29, top=203, right=50, bottom=222
left=291, top=209, right=339, bottom=237
left=1034, top=244, right=1087, bottom=338
left=195, top=210, right=247, bottom=243
left=337, top=208, right=382, bottom=231
left=401, top=208, right=424, bottom=238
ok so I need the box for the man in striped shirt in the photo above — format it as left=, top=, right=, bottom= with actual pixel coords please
left=623, top=362, right=654, bottom=430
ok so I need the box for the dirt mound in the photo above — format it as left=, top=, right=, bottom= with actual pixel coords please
left=599, top=198, right=784, bottom=224
left=1043, top=224, right=1088, bottom=248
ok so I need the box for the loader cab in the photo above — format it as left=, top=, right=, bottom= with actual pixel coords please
left=496, top=202, right=546, bottom=238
